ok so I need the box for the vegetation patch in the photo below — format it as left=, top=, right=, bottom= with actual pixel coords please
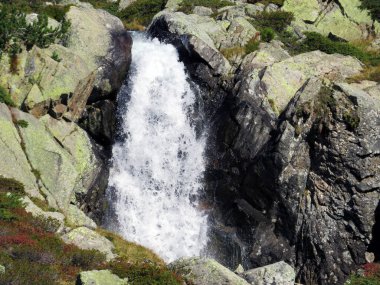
left=260, top=27, right=275, bottom=42
left=360, top=0, right=380, bottom=21
left=118, top=0, right=167, bottom=27
left=346, top=263, right=380, bottom=285
left=0, top=6, right=70, bottom=61
left=349, top=65, right=380, bottom=83
left=299, top=32, right=380, bottom=66
left=245, top=37, right=260, bottom=54
left=0, top=86, right=16, bottom=107
left=252, top=10, right=294, bottom=32
left=179, top=0, right=234, bottom=14
left=15, top=120, right=28, bottom=128
left=0, top=0, right=71, bottom=22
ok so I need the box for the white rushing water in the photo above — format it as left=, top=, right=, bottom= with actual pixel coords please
left=108, top=34, right=208, bottom=262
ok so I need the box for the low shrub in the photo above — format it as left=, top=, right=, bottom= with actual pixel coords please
left=360, top=0, right=380, bottom=21
left=0, top=86, right=16, bottom=107
left=0, top=6, right=70, bottom=60
left=245, top=37, right=260, bottom=54
left=260, top=27, right=275, bottom=42
left=70, top=249, right=106, bottom=269
left=0, top=192, right=24, bottom=221
left=178, top=0, right=234, bottom=14
left=300, top=32, right=380, bottom=66
left=253, top=10, right=294, bottom=32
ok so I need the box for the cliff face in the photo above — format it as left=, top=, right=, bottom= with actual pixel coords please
left=148, top=1, right=380, bottom=283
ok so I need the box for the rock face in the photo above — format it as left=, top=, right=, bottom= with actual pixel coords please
left=149, top=2, right=380, bottom=284
left=242, top=261, right=295, bottom=285
left=283, top=0, right=380, bottom=41
left=170, top=257, right=250, bottom=285
left=0, top=4, right=132, bottom=145
left=77, top=270, right=129, bottom=285
left=61, top=227, right=116, bottom=261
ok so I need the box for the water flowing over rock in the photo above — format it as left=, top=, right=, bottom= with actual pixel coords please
left=108, top=34, right=208, bottom=262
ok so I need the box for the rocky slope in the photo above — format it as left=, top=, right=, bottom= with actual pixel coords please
left=148, top=0, right=380, bottom=284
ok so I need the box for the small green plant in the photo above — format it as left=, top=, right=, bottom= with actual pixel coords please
left=0, top=86, right=16, bottom=107
left=16, top=120, right=29, bottom=128
left=0, top=192, right=24, bottom=221
left=51, top=51, right=61, bottom=62
left=260, top=27, right=275, bottom=42
left=253, top=10, right=294, bottom=32
left=245, top=37, right=260, bottom=54
left=343, top=111, right=360, bottom=130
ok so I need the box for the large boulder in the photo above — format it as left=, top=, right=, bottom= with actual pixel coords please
left=65, top=5, right=132, bottom=100
left=22, top=196, right=65, bottom=233
left=247, top=50, right=363, bottom=115
left=9, top=110, right=102, bottom=211
left=282, top=0, right=379, bottom=41
left=170, top=257, right=250, bottom=285
left=242, top=261, right=295, bottom=285
left=77, top=270, right=129, bottom=285
left=0, top=104, right=42, bottom=199
left=0, top=5, right=132, bottom=114
left=61, top=227, right=116, bottom=261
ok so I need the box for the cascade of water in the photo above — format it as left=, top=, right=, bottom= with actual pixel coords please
left=108, top=34, right=208, bottom=262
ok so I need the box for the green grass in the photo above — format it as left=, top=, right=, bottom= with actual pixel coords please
left=178, top=0, right=234, bottom=14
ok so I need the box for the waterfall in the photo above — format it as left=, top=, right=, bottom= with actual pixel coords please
left=108, top=34, right=208, bottom=262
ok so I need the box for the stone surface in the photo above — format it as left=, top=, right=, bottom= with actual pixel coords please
left=119, top=0, right=137, bottom=10
left=170, top=257, right=250, bottom=285
left=0, top=104, right=42, bottom=199
left=22, top=196, right=65, bottom=233
left=66, top=5, right=132, bottom=99
left=79, top=99, right=116, bottom=145
left=66, top=204, right=97, bottom=229
left=77, top=270, right=128, bottom=285
left=41, top=115, right=103, bottom=197
left=242, top=261, right=295, bottom=285
left=283, top=0, right=378, bottom=41
left=248, top=50, right=363, bottom=114
left=61, top=227, right=116, bottom=261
